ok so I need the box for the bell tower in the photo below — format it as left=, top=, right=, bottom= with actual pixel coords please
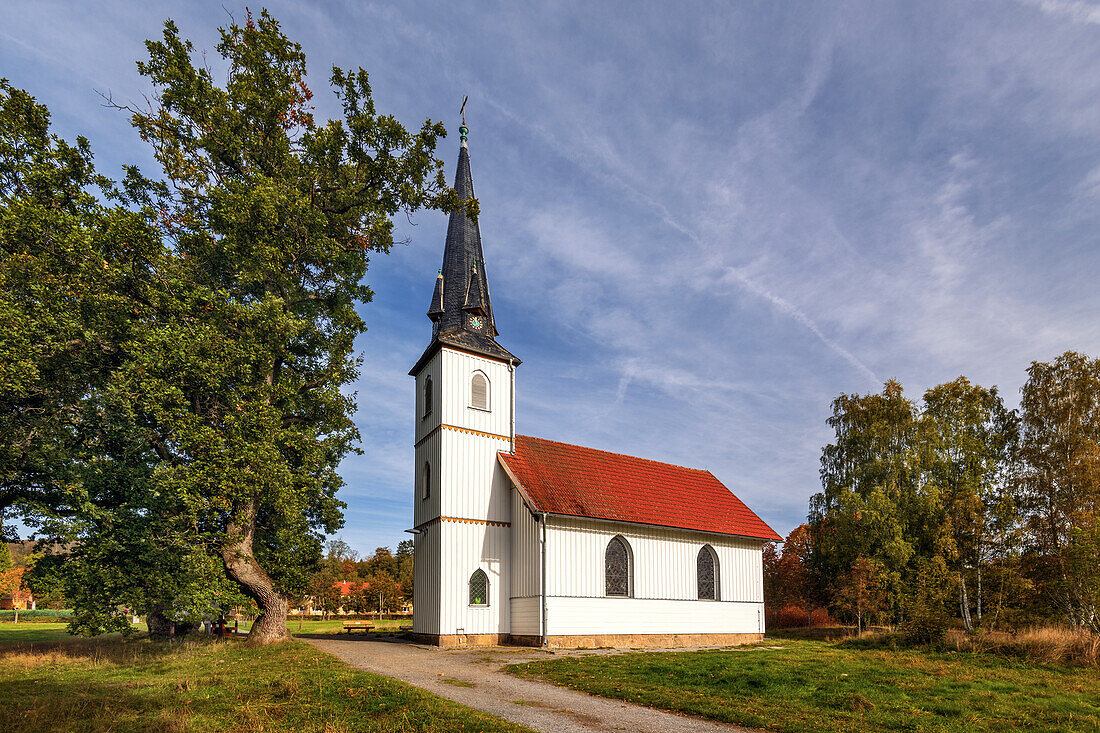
left=409, top=121, right=520, bottom=644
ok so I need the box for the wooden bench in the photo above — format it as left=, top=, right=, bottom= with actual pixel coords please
left=343, top=621, right=373, bottom=634
left=399, top=625, right=413, bottom=632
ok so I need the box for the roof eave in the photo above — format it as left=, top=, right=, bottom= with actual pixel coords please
left=409, top=337, right=521, bottom=376
left=536, top=510, right=781, bottom=542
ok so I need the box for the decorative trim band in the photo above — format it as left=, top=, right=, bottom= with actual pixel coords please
left=441, top=516, right=510, bottom=528
left=414, top=423, right=511, bottom=449
left=441, top=424, right=511, bottom=442
left=411, top=516, right=511, bottom=531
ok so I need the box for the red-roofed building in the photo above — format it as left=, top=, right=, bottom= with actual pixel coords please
left=406, top=135, right=780, bottom=649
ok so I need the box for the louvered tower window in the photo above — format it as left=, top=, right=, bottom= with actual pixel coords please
left=605, top=536, right=632, bottom=597
left=470, top=372, right=489, bottom=410
left=423, top=376, right=433, bottom=418
left=697, top=545, right=719, bottom=600
left=469, top=569, right=489, bottom=606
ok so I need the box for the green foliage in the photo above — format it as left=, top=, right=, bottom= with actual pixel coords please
left=2, top=10, right=456, bottom=640
left=810, top=377, right=1018, bottom=629
left=1015, top=352, right=1100, bottom=632
left=902, top=612, right=950, bottom=645
left=0, top=80, right=162, bottom=538
left=109, top=11, right=455, bottom=638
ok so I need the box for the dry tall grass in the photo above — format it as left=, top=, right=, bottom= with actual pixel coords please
left=944, top=626, right=1100, bottom=666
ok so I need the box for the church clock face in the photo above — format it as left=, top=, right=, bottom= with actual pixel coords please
left=469, top=315, right=484, bottom=330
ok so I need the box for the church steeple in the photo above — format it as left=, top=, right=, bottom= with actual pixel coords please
left=411, top=126, right=519, bottom=375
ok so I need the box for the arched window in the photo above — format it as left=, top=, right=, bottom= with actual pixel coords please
left=422, top=462, right=431, bottom=500
left=605, top=536, right=632, bottom=597
left=697, top=545, right=719, bottom=600
left=470, top=371, right=489, bottom=410
left=469, top=569, right=489, bottom=606
left=423, top=376, right=433, bottom=418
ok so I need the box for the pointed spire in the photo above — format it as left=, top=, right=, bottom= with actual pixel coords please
left=411, top=127, right=519, bottom=375
left=427, top=270, right=444, bottom=320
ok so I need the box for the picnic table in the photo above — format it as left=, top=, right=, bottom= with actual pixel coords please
left=343, top=621, right=373, bottom=634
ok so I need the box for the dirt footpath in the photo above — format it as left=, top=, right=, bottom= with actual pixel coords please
left=303, top=635, right=756, bottom=733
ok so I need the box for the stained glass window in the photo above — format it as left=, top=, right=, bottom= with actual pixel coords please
left=698, top=545, right=718, bottom=600
left=469, top=569, right=488, bottom=606
left=605, top=536, right=631, bottom=597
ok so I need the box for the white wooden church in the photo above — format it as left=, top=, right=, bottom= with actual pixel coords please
left=408, top=125, right=781, bottom=647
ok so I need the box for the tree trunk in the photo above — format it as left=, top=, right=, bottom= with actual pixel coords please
left=147, top=610, right=195, bottom=638
left=223, top=500, right=290, bottom=644
left=959, top=576, right=973, bottom=633
left=976, top=565, right=982, bottom=625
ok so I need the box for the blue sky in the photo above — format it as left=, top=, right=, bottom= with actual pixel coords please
left=4, top=0, right=1100, bottom=555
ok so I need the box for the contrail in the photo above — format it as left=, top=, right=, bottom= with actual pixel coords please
left=481, top=94, right=880, bottom=386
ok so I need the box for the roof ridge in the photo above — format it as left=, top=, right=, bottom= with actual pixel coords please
left=515, top=434, right=713, bottom=475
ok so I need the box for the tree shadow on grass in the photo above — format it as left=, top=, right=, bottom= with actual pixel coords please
left=0, top=677, right=191, bottom=733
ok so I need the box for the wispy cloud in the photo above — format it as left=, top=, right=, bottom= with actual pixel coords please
left=5, top=0, right=1100, bottom=550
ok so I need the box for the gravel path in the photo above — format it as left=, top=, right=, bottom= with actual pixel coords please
left=303, top=635, right=756, bottom=733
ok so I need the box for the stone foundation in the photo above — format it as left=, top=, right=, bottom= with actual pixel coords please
left=408, top=633, right=505, bottom=647
left=408, top=632, right=763, bottom=648
left=542, top=632, right=764, bottom=648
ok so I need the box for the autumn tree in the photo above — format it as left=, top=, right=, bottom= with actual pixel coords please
left=832, top=556, right=888, bottom=634
left=95, top=11, right=460, bottom=643
left=396, top=539, right=414, bottom=605
left=810, top=380, right=920, bottom=619
left=921, top=377, right=1017, bottom=630
left=1015, top=352, right=1100, bottom=632
left=776, top=524, right=823, bottom=627
left=364, top=572, right=401, bottom=615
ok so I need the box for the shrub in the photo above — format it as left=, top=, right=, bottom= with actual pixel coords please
left=0, top=609, right=73, bottom=622
left=947, top=626, right=1100, bottom=666
left=903, top=613, right=949, bottom=645
left=766, top=605, right=835, bottom=629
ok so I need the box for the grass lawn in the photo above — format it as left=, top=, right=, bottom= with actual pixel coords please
left=0, top=624, right=528, bottom=732
left=506, top=638, right=1100, bottom=732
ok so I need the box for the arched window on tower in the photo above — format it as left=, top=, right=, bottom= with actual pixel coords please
left=422, top=462, right=431, bottom=500
left=470, top=371, right=490, bottom=410
left=469, top=569, right=489, bottom=606
left=423, top=376, right=433, bottom=418
left=605, top=536, right=633, bottom=597
left=697, top=544, right=719, bottom=600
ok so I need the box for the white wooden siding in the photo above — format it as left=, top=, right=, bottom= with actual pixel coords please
left=412, top=430, right=441, bottom=528
left=510, top=597, right=540, bottom=635
left=438, top=348, right=514, bottom=439
left=510, top=487, right=541, bottom=598
left=544, top=517, right=764, bottom=603
left=413, top=350, right=442, bottom=445
left=433, top=521, right=511, bottom=635
left=412, top=345, right=516, bottom=637
left=440, top=431, right=512, bottom=524
left=411, top=520, right=440, bottom=635
left=546, top=597, right=763, bottom=635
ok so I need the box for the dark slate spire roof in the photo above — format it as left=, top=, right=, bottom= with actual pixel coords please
left=410, top=138, right=519, bottom=375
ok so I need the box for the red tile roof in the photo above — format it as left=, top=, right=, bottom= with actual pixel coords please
left=499, top=435, right=781, bottom=541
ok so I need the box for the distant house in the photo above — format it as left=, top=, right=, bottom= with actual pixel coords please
left=1, top=589, right=34, bottom=611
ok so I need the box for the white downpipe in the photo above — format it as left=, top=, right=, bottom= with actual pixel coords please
left=508, top=359, right=516, bottom=454
left=540, top=512, right=548, bottom=646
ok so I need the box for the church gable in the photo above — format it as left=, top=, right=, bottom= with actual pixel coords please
left=499, top=435, right=781, bottom=541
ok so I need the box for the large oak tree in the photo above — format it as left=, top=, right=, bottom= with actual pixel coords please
left=108, top=11, right=460, bottom=643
